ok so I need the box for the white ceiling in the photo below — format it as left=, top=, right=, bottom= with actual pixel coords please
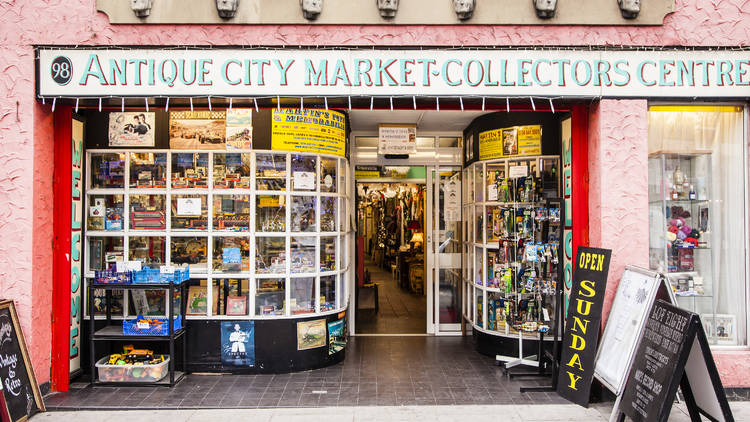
left=348, top=110, right=488, bottom=133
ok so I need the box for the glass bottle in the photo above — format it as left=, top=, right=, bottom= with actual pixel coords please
left=689, top=185, right=696, bottom=200
left=670, top=184, right=679, bottom=200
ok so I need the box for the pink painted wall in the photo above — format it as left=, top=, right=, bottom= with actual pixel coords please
left=588, top=99, right=651, bottom=326
left=1, top=0, right=750, bottom=387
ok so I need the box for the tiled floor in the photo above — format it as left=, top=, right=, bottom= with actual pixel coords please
left=355, top=259, right=427, bottom=334
left=44, top=336, right=565, bottom=410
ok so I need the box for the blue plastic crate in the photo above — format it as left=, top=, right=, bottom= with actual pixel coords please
left=94, top=269, right=132, bottom=284
left=131, top=268, right=189, bottom=284
left=122, top=315, right=182, bottom=336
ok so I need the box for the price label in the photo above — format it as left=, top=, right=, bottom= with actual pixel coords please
left=136, top=322, right=150, bottom=330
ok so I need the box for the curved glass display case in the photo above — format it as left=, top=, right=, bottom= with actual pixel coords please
left=462, top=155, right=562, bottom=340
left=84, top=150, right=350, bottom=320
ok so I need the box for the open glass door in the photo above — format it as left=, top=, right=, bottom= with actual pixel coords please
left=430, top=167, right=463, bottom=334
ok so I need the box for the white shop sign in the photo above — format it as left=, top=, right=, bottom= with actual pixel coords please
left=37, top=48, right=750, bottom=98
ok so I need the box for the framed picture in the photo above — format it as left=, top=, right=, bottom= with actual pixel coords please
left=297, top=319, right=327, bottom=350
left=108, top=112, right=156, bottom=147
left=226, top=296, right=248, bottom=316
left=186, top=285, right=219, bottom=316
left=702, top=314, right=737, bottom=345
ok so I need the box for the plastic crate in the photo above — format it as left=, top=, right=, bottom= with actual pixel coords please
left=96, top=355, right=169, bottom=383
left=122, top=315, right=182, bottom=336
left=94, top=269, right=132, bottom=284
left=131, top=268, right=189, bottom=284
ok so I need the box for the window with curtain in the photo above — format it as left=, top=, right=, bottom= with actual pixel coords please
left=648, top=106, right=747, bottom=346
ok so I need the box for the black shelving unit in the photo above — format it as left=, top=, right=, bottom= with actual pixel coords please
left=88, top=281, right=187, bottom=387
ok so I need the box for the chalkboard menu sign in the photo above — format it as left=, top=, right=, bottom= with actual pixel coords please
left=0, top=300, right=45, bottom=421
left=619, top=300, right=734, bottom=422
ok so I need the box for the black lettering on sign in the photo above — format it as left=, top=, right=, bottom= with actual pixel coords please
left=556, top=246, right=611, bottom=407
left=0, top=300, right=45, bottom=421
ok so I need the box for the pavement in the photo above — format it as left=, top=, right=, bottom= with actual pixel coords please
left=30, top=401, right=750, bottom=421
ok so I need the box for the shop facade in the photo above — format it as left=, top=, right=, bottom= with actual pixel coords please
left=2, top=0, right=750, bottom=395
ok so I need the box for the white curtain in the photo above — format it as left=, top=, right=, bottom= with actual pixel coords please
left=649, top=107, right=746, bottom=346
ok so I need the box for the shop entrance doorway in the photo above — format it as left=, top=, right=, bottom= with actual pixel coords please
left=355, top=180, right=428, bottom=334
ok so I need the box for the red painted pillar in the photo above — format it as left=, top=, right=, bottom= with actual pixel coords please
left=571, top=105, right=590, bottom=254
left=51, top=107, right=72, bottom=392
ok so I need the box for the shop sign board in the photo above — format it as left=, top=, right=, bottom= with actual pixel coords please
left=37, top=48, right=750, bottom=99
left=0, top=300, right=46, bottom=421
left=556, top=247, right=611, bottom=407
left=378, top=124, right=416, bottom=155
left=70, top=117, right=84, bottom=374
left=271, top=109, right=346, bottom=157
left=616, top=300, right=734, bottom=422
left=479, top=125, right=542, bottom=160
left=594, top=266, right=675, bottom=396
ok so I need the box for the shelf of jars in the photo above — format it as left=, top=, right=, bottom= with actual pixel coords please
left=461, top=155, right=562, bottom=339
left=84, top=150, right=351, bottom=321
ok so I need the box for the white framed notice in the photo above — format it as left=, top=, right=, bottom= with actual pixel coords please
left=378, top=124, right=417, bottom=155
left=176, top=197, right=202, bottom=216
left=594, top=265, right=676, bottom=396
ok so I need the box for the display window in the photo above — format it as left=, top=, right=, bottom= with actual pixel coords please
left=128, top=236, right=166, bottom=266
left=171, top=194, right=208, bottom=230
left=129, top=194, right=166, bottom=230
left=87, top=194, right=124, bottom=231
left=463, top=155, right=562, bottom=337
left=320, top=275, right=336, bottom=312
left=213, top=194, right=250, bottom=232
left=255, top=278, right=285, bottom=316
left=255, top=236, right=286, bottom=274
left=256, top=153, right=287, bottom=191
left=214, top=153, right=251, bottom=189
left=256, top=195, right=285, bottom=232
left=130, top=153, right=167, bottom=188
left=320, top=196, right=337, bottom=232
left=320, top=157, right=338, bottom=193
left=213, top=279, right=251, bottom=316
left=90, top=153, right=125, bottom=189
left=292, top=155, right=317, bottom=191
left=172, top=152, right=209, bottom=188
left=171, top=236, right=208, bottom=272
left=87, top=236, right=124, bottom=272
left=648, top=105, right=748, bottom=346
left=291, top=236, right=316, bottom=274
left=290, top=277, right=315, bottom=314
left=291, top=196, right=316, bottom=232
left=212, top=237, right=250, bottom=273
left=84, top=148, right=350, bottom=320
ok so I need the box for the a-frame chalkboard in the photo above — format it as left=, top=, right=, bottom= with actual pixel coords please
left=615, top=300, right=734, bottom=422
left=0, top=300, right=45, bottom=421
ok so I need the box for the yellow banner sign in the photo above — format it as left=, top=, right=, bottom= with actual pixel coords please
left=271, top=109, right=346, bottom=157
left=478, top=125, right=542, bottom=160
left=478, top=128, right=503, bottom=160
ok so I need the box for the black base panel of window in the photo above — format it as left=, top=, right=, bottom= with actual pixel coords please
left=81, top=312, right=347, bottom=376
left=472, top=328, right=551, bottom=361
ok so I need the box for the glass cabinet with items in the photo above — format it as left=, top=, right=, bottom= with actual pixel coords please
left=462, top=155, right=562, bottom=339
left=85, top=150, right=350, bottom=321
left=648, top=153, right=715, bottom=326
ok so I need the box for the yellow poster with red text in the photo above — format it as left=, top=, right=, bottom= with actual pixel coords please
left=271, top=109, right=346, bottom=157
